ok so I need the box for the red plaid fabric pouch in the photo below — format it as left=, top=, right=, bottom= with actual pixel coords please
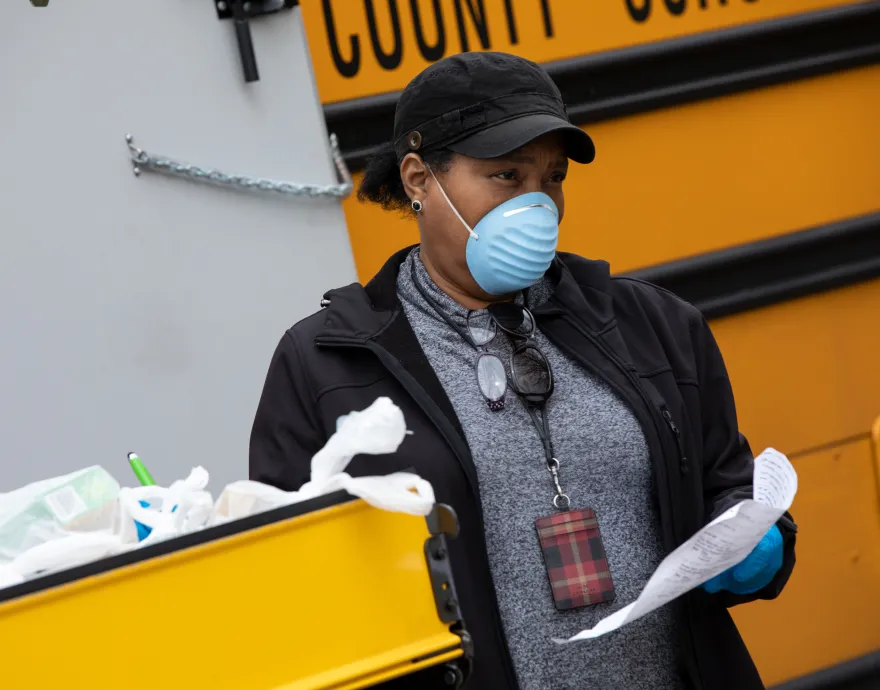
left=535, top=508, right=616, bottom=611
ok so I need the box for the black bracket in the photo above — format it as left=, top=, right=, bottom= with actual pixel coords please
left=424, top=504, right=473, bottom=687
left=424, top=504, right=463, bottom=625
left=214, top=0, right=298, bottom=83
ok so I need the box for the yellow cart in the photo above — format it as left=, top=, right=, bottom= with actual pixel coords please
left=0, top=490, right=471, bottom=689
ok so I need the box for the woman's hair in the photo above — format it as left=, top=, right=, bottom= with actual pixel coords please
left=357, top=141, right=454, bottom=213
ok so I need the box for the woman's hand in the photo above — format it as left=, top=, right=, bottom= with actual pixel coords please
left=703, top=524, right=784, bottom=595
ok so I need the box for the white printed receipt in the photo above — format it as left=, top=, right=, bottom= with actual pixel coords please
left=554, top=448, right=798, bottom=644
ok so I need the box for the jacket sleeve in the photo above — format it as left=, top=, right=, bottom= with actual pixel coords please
left=249, top=330, right=326, bottom=491
left=691, top=312, right=797, bottom=607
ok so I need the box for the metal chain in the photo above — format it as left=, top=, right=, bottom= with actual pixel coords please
left=124, top=132, right=353, bottom=199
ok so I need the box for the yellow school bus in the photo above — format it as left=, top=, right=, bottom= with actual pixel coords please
left=297, top=1, right=880, bottom=687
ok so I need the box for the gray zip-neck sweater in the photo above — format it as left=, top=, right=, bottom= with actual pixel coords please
left=397, top=249, right=684, bottom=690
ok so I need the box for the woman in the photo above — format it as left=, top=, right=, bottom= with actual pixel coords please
left=250, top=52, right=796, bottom=690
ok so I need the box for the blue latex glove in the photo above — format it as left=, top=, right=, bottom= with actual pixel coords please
left=702, top=524, right=783, bottom=595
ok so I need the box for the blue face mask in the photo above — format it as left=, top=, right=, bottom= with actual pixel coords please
left=429, top=170, right=560, bottom=296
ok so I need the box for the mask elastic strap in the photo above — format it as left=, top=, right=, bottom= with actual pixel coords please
left=426, top=166, right=479, bottom=240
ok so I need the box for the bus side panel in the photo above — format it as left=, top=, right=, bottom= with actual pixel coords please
left=300, top=0, right=861, bottom=104
left=712, top=278, right=880, bottom=459
left=339, top=65, right=880, bottom=284
left=729, top=434, right=880, bottom=686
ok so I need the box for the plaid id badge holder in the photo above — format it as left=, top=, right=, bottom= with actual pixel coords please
left=535, top=508, right=616, bottom=611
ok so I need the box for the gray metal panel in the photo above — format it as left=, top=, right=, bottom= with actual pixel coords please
left=0, top=3, right=357, bottom=491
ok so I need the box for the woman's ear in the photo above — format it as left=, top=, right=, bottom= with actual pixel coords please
left=400, top=153, right=429, bottom=205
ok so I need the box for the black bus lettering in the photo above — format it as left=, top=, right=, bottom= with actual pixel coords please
left=627, top=0, right=758, bottom=23
left=410, top=0, right=446, bottom=61
left=323, top=0, right=361, bottom=78
left=625, top=0, right=651, bottom=23
left=323, top=0, right=565, bottom=79
left=454, top=0, right=491, bottom=52
left=503, top=0, right=518, bottom=44
left=365, top=0, right=404, bottom=70
left=540, top=0, right=554, bottom=38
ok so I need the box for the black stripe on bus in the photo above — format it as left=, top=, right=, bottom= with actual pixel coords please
left=770, top=650, right=880, bottom=690
left=622, top=210, right=880, bottom=320
left=325, top=2, right=880, bottom=170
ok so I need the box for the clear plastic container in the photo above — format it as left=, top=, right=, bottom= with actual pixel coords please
left=0, top=466, right=120, bottom=564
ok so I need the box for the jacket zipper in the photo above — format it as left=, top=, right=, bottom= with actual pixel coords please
left=550, top=314, right=705, bottom=690
left=315, top=336, right=522, bottom=690
left=661, top=406, right=689, bottom=476
left=553, top=316, right=679, bottom=529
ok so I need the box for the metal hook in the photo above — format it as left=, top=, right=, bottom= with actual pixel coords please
left=547, top=458, right=570, bottom=510
left=125, top=134, right=149, bottom=176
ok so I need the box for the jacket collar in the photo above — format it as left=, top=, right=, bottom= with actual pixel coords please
left=316, top=246, right=616, bottom=342
left=315, top=246, right=412, bottom=343
left=538, top=252, right=616, bottom=333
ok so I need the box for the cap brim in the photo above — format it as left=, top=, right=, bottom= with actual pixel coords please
left=446, top=113, right=595, bottom=164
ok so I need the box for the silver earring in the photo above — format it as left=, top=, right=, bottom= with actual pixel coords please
left=411, top=199, right=423, bottom=213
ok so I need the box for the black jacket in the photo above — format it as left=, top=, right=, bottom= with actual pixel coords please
left=250, top=247, right=797, bottom=690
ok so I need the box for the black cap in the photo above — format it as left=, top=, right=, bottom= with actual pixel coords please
left=393, top=52, right=595, bottom=165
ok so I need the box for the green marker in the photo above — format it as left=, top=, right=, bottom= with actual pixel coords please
left=127, top=452, right=156, bottom=486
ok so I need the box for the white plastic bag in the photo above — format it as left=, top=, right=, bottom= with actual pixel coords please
left=117, top=467, right=213, bottom=546
left=0, top=466, right=120, bottom=565
left=0, top=397, right=432, bottom=589
left=0, top=466, right=213, bottom=587
left=12, top=532, right=124, bottom=580
left=321, top=472, right=435, bottom=515
left=211, top=397, right=435, bottom=524
left=211, top=480, right=290, bottom=521
left=212, top=471, right=435, bottom=524
left=309, top=396, right=411, bottom=483
left=0, top=564, right=25, bottom=588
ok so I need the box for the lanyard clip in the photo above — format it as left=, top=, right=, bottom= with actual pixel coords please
left=547, top=458, right=571, bottom=511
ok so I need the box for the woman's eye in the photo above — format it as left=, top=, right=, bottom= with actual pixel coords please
left=493, top=170, right=517, bottom=181
left=550, top=171, right=567, bottom=184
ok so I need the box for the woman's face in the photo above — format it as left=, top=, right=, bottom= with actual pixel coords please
left=402, top=132, right=569, bottom=303
left=435, top=131, right=568, bottom=229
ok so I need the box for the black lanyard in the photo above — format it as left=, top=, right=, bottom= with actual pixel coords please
left=407, top=258, right=571, bottom=510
